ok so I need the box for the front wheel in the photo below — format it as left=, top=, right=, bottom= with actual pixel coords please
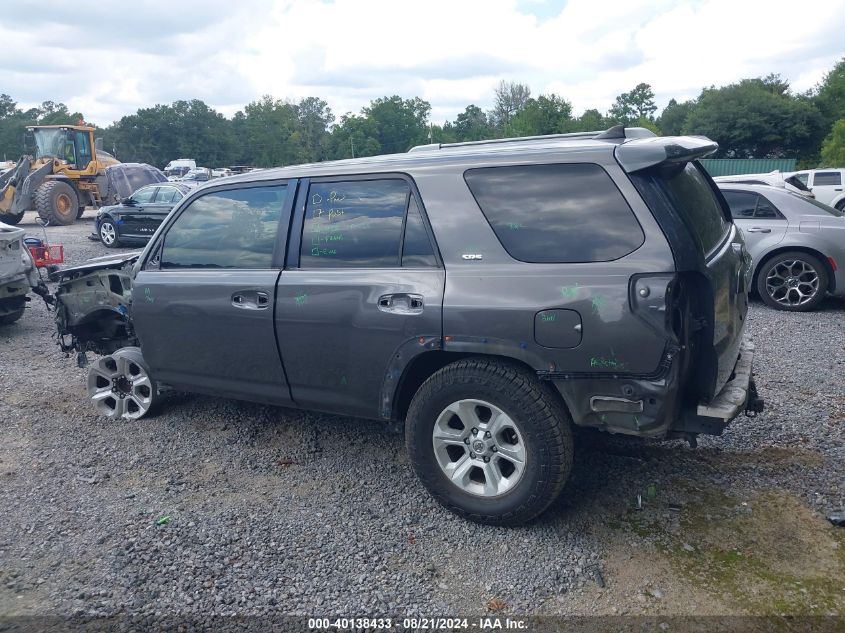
left=86, top=347, right=159, bottom=419
left=98, top=218, right=120, bottom=248
left=406, top=358, right=573, bottom=525
left=757, top=251, right=828, bottom=311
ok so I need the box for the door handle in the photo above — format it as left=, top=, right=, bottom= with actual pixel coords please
left=746, top=227, right=771, bottom=233
left=232, top=291, right=269, bottom=310
left=377, top=293, right=424, bottom=315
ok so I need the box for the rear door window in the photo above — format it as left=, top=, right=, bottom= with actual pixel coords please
left=464, top=163, right=644, bottom=263
left=754, top=195, right=780, bottom=218
left=299, top=179, right=438, bottom=268
left=813, top=171, right=842, bottom=186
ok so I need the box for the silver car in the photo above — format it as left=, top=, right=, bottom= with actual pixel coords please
left=718, top=183, right=845, bottom=311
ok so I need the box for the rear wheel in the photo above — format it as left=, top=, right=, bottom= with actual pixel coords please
left=98, top=218, right=119, bottom=247
left=35, top=180, right=79, bottom=226
left=86, top=347, right=159, bottom=419
left=0, top=211, right=24, bottom=225
left=406, top=358, right=573, bottom=525
left=757, top=251, right=828, bottom=311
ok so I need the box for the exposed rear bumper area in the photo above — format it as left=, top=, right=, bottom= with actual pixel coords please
left=674, top=337, right=762, bottom=437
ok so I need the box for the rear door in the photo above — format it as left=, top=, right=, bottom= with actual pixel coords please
left=132, top=181, right=295, bottom=404
left=275, top=175, right=444, bottom=419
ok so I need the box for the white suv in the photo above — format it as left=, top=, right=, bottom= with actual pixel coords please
left=790, top=169, right=845, bottom=209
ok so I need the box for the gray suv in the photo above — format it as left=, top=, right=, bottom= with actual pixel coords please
left=52, top=126, right=761, bottom=525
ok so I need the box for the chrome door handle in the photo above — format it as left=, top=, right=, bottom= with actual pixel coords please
left=746, top=227, right=771, bottom=233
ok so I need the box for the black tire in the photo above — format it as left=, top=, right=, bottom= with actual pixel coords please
left=0, top=210, right=24, bottom=225
left=35, top=180, right=79, bottom=226
left=756, top=251, right=828, bottom=311
left=98, top=217, right=120, bottom=248
left=405, top=358, right=573, bottom=526
left=76, top=206, right=85, bottom=219
left=0, top=307, right=24, bottom=325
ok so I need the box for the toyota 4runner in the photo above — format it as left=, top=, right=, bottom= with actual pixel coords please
left=52, top=126, right=762, bottom=525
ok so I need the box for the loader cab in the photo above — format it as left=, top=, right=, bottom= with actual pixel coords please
left=28, top=126, right=95, bottom=171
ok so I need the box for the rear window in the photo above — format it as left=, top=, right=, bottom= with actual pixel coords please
left=464, top=163, right=645, bottom=263
left=650, top=163, right=730, bottom=254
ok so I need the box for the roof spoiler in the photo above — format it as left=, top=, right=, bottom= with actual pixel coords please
left=615, top=135, right=718, bottom=173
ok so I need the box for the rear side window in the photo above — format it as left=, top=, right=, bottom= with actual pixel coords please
left=161, top=185, right=287, bottom=269
left=813, top=171, right=842, bottom=186
left=464, top=163, right=644, bottom=263
left=300, top=179, right=437, bottom=268
left=650, top=163, right=729, bottom=254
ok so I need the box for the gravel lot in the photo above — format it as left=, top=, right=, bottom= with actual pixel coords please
left=1, top=211, right=844, bottom=622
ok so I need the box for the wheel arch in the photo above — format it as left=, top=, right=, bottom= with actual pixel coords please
left=753, top=245, right=835, bottom=293
left=389, top=350, right=572, bottom=424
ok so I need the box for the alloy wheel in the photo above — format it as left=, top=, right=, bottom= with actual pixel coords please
left=432, top=399, right=527, bottom=497
left=765, top=259, right=820, bottom=308
left=100, top=222, right=116, bottom=245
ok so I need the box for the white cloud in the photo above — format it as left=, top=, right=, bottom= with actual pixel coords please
left=2, top=0, right=843, bottom=125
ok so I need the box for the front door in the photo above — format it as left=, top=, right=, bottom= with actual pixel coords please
left=132, top=181, right=295, bottom=405
left=138, top=185, right=182, bottom=238
left=275, top=176, right=444, bottom=419
left=121, top=185, right=158, bottom=239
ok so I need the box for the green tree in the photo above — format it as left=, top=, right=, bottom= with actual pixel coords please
left=510, top=94, right=573, bottom=136
left=814, top=58, right=845, bottom=126
left=448, top=104, right=492, bottom=141
left=821, top=119, right=845, bottom=166
left=683, top=76, right=825, bottom=159
left=608, top=83, right=657, bottom=124
left=657, top=98, right=695, bottom=136
left=363, top=96, right=431, bottom=153
left=491, top=80, right=531, bottom=133
left=291, top=97, right=334, bottom=164
left=326, top=113, right=380, bottom=159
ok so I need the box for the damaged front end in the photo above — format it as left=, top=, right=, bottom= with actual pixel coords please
left=52, top=252, right=141, bottom=360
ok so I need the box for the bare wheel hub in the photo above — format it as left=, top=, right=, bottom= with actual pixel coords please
left=432, top=399, right=527, bottom=497
left=112, top=375, right=132, bottom=397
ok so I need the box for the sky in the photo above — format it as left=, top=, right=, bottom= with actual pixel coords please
left=3, top=0, right=844, bottom=127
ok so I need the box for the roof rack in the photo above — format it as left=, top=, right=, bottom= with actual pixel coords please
left=408, top=125, right=656, bottom=153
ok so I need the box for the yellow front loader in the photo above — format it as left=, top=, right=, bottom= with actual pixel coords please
left=0, top=125, right=119, bottom=226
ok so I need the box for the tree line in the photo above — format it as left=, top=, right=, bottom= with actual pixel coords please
left=1, top=58, right=844, bottom=169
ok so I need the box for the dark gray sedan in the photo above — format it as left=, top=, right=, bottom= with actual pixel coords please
left=94, top=182, right=197, bottom=248
left=718, top=183, right=845, bottom=311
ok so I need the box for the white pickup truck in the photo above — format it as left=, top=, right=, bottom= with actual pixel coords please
left=790, top=169, right=845, bottom=209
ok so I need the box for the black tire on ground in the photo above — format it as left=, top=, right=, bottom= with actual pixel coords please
left=35, top=180, right=79, bottom=226
left=0, top=307, right=24, bottom=325
left=405, top=358, right=573, bottom=526
left=756, top=251, right=829, bottom=312
left=77, top=206, right=85, bottom=219
left=98, top=218, right=120, bottom=248
left=0, top=210, right=25, bottom=225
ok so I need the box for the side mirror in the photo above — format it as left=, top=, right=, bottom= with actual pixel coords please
left=121, top=197, right=135, bottom=206
left=95, top=137, right=103, bottom=152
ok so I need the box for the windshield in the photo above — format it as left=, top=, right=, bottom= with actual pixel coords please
left=788, top=191, right=844, bottom=217
left=33, top=129, right=69, bottom=159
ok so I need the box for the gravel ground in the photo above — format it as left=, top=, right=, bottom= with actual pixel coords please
left=1, top=211, right=843, bottom=622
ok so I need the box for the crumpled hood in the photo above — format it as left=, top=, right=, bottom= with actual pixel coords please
left=52, top=250, right=142, bottom=280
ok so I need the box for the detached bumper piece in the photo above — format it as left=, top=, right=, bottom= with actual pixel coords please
left=677, top=337, right=761, bottom=438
